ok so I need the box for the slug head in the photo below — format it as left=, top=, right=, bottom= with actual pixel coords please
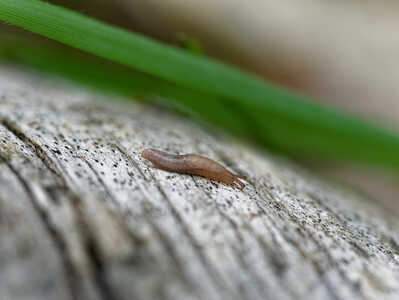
left=141, top=148, right=167, bottom=162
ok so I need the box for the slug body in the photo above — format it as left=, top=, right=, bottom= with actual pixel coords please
left=142, top=148, right=246, bottom=189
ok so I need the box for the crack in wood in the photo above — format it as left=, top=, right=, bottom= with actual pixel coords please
left=111, top=143, right=149, bottom=181
left=140, top=200, right=198, bottom=296
left=149, top=172, right=239, bottom=300
left=0, top=122, right=119, bottom=300
left=79, top=156, right=118, bottom=205
left=306, top=191, right=372, bottom=259
left=191, top=176, right=278, bottom=300
left=49, top=190, right=119, bottom=300
left=260, top=185, right=348, bottom=300
left=84, top=236, right=117, bottom=300
left=1, top=118, right=63, bottom=178
left=243, top=181, right=340, bottom=300
left=0, top=155, right=80, bottom=300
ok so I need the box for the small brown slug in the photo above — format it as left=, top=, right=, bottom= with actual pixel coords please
left=142, top=148, right=247, bottom=189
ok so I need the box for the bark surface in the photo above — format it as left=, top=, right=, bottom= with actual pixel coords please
left=1, top=66, right=399, bottom=300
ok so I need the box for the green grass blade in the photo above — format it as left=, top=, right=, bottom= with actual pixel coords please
left=1, top=0, right=399, bottom=169
left=0, top=36, right=248, bottom=136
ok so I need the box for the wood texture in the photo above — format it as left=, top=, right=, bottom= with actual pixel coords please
left=1, top=66, right=399, bottom=300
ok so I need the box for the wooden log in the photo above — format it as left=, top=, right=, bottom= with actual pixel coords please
left=1, top=66, right=399, bottom=300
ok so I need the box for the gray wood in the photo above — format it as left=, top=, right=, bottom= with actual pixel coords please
left=1, top=66, right=399, bottom=300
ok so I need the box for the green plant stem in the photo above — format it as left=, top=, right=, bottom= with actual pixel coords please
left=0, top=37, right=247, bottom=136
left=1, top=0, right=399, bottom=169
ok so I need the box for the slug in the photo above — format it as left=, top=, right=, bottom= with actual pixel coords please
left=142, top=148, right=247, bottom=189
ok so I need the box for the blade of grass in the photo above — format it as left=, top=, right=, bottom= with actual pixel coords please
left=0, top=36, right=248, bottom=137
left=1, top=0, right=399, bottom=168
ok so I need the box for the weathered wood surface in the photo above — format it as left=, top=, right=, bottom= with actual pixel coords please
left=1, top=66, right=399, bottom=300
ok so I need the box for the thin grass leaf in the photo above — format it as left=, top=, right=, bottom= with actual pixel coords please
left=1, top=0, right=399, bottom=169
left=0, top=36, right=247, bottom=136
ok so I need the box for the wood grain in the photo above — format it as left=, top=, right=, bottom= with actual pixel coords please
left=1, top=66, right=399, bottom=300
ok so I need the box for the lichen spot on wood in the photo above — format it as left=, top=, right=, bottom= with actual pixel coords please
left=142, top=148, right=247, bottom=189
